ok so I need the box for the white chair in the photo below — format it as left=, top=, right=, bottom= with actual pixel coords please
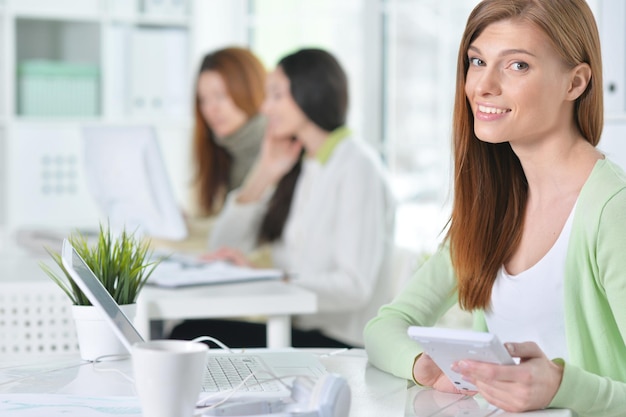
left=390, top=244, right=422, bottom=296
left=390, top=245, right=473, bottom=330
left=436, top=303, right=473, bottom=330
left=0, top=281, right=79, bottom=355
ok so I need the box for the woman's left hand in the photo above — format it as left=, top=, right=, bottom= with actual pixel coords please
left=450, top=342, right=564, bottom=413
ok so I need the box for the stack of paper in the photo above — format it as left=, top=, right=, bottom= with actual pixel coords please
left=147, top=260, right=284, bottom=288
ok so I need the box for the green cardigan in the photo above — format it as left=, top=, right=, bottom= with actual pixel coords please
left=364, top=159, right=626, bottom=417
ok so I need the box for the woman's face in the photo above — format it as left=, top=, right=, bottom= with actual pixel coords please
left=261, top=67, right=309, bottom=137
left=464, top=20, right=577, bottom=150
left=197, top=70, right=248, bottom=138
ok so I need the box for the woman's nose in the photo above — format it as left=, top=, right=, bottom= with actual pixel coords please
left=474, top=67, right=502, bottom=96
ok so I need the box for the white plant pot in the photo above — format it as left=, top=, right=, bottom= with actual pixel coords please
left=72, top=304, right=136, bottom=361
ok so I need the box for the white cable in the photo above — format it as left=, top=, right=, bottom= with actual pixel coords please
left=0, top=361, right=91, bottom=387
left=317, top=348, right=349, bottom=358
left=92, top=353, right=131, bottom=363
left=85, top=337, right=320, bottom=413
left=91, top=354, right=136, bottom=385
left=191, top=336, right=237, bottom=353
left=196, top=371, right=316, bottom=409
left=196, top=372, right=259, bottom=410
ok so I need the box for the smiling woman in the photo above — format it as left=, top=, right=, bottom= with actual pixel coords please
left=464, top=20, right=590, bottom=149
left=364, top=1, right=626, bottom=416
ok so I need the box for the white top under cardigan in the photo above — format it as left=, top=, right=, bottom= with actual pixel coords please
left=209, top=137, right=396, bottom=346
left=486, top=202, right=576, bottom=361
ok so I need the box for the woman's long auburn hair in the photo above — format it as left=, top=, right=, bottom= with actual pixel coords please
left=449, top=0, right=603, bottom=310
left=192, top=47, right=266, bottom=215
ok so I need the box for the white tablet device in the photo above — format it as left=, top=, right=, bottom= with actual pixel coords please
left=407, top=326, right=515, bottom=391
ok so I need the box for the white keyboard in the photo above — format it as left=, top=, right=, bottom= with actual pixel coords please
left=202, top=355, right=283, bottom=393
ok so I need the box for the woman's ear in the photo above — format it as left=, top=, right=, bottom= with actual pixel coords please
left=566, top=63, right=592, bottom=101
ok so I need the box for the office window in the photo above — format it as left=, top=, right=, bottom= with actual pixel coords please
left=246, top=0, right=381, bottom=152
left=382, top=0, right=479, bottom=252
left=247, top=0, right=478, bottom=253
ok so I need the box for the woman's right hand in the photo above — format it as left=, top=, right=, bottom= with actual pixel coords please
left=256, top=132, right=303, bottom=184
left=236, top=132, right=303, bottom=204
left=413, top=353, right=476, bottom=395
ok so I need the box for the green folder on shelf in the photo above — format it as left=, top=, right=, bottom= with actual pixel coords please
left=17, top=60, right=100, bottom=117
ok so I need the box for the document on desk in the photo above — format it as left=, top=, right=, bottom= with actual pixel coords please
left=147, top=259, right=285, bottom=288
left=0, top=394, right=141, bottom=416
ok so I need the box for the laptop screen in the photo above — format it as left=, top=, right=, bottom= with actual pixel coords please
left=61, top=239, right=145, bottom=351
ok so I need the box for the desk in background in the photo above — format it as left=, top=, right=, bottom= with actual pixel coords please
left=0, top=253, right=317, bottom=350
left=0, top=349, right=573, bottom=417
left=137, top=281, right=317, bottom=347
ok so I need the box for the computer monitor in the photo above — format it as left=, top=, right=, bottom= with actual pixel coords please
left=82, top=125, right=187, bottom=240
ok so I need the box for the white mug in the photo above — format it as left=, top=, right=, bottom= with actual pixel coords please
left=132, top=340, right=208, bottom=417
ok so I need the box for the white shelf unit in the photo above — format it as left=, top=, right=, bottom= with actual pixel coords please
left=597, top=0, right=626, bottom=172
left=0, top=0, right=196, bottom=242
left=599, top=0, right=626, bottom=120
left=0, top=5, right=5, bottom=121
left=0, top=4, right=7, bottom=237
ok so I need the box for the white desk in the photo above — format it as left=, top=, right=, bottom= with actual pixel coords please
left=136, top=281, right=317, bottom=347
left=0, top=254, right=317, bottom=349
left=0, top=350, right=573, bottom=417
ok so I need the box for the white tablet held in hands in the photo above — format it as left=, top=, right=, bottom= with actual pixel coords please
left=407, top=326, right=515, bottom=391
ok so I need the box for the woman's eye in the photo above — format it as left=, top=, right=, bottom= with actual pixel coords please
left=469, top=57, right=484, bottom=66
left=511, top=62, right=529, bottom=71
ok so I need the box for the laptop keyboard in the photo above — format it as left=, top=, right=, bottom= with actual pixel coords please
left=202, top=355, right=283, bottom=393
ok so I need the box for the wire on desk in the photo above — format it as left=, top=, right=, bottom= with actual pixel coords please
left=0, top=352, right=136, bottom=387
left=191, top=336, right=236, bottom=353
left=87, top=337, right=239, bottom=389
left=187, top=335, right=314, bottom=411
left=195, top=370, right=315, bottom=410
left=87, top=338, right=321, bottom=414
left=317, top=348, right=350, bottom=358
left=195, top=372, right=258, bottom=411
left=91, top=354, right=135, bottom=385
left=0, top=360, right=92, bottom=387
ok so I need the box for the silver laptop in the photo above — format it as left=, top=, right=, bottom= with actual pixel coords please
left=60, top=239, right=326, bottom=401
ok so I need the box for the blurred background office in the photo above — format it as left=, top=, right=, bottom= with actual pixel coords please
left=0, top=0, right=622, bottom=258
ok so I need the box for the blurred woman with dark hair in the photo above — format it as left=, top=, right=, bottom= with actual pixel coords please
left=172, top=48, right=396, bottom=348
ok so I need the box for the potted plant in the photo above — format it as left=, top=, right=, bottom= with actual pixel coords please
left=40, top=224, right=161, bottom=360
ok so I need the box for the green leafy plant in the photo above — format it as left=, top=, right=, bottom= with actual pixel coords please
left=40, top=224, right=161, bottom=306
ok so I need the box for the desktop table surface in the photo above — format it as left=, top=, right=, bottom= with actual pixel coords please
left=138, top=280, right=317, bottom=320
left=0, top=349, right=573, bottom=417
left=0, top=253, right=317, bottom=348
